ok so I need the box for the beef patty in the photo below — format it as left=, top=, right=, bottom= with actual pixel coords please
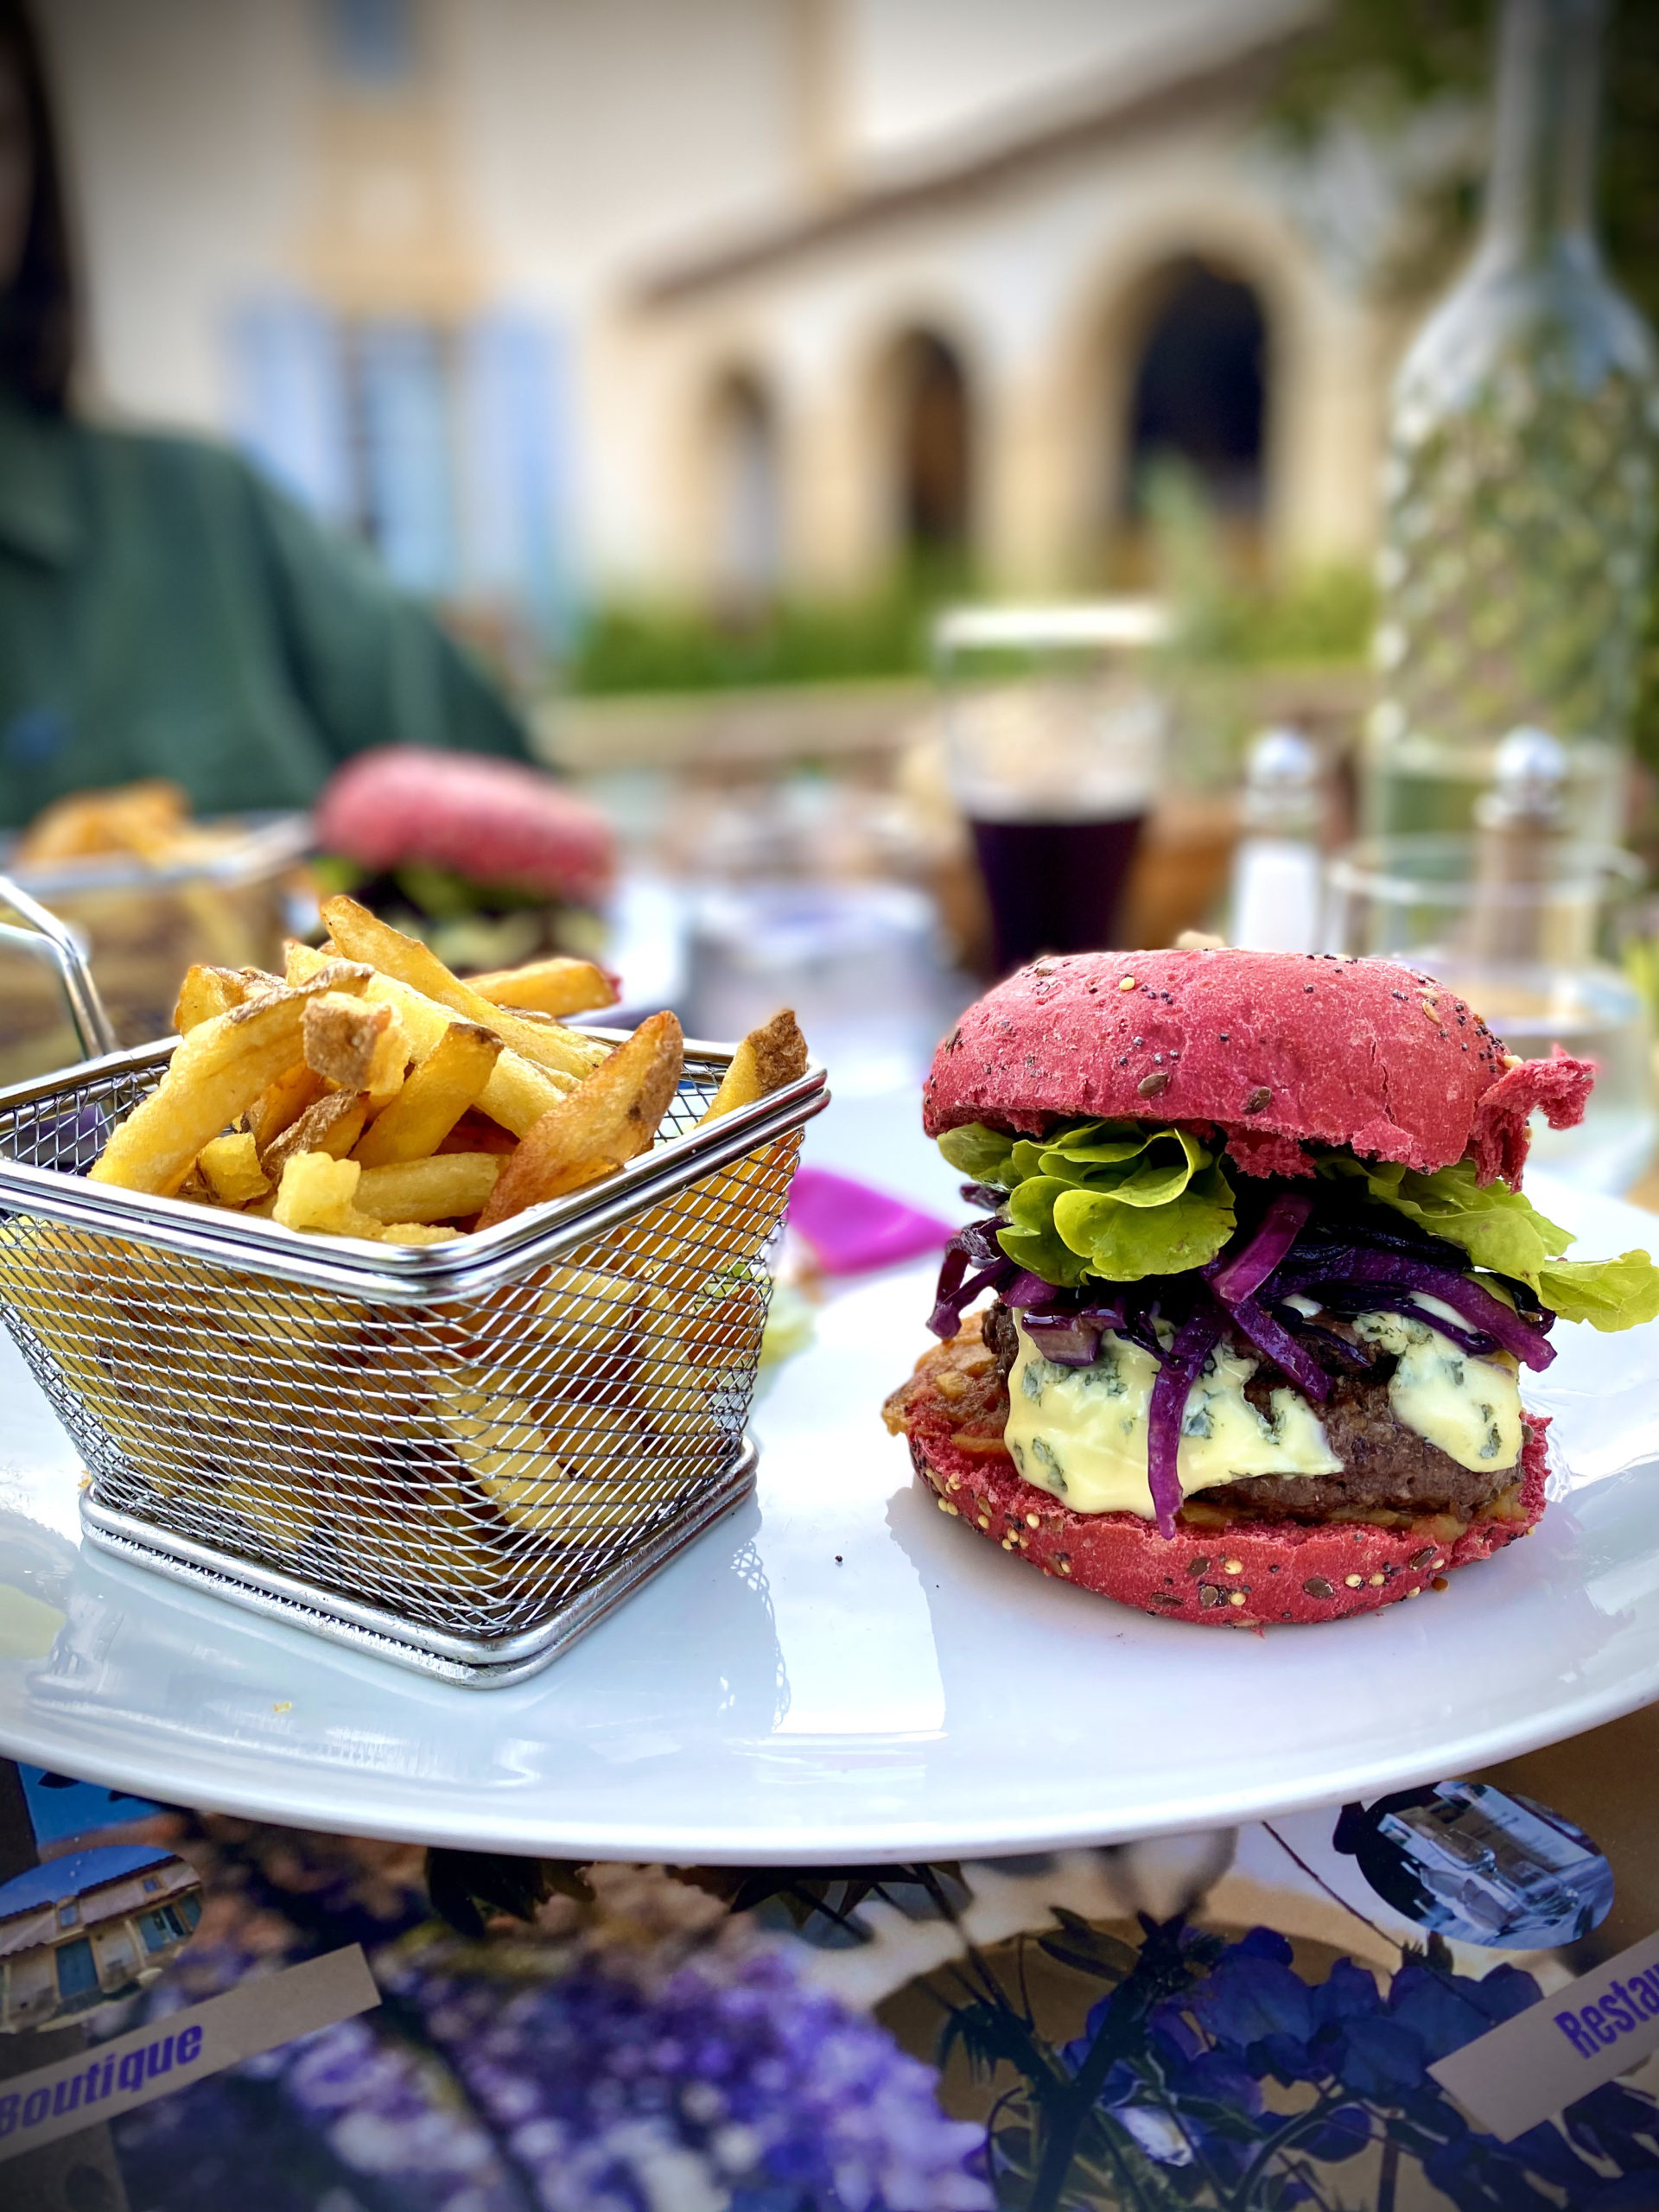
left=979, top=1294, right=1516, bottom=1524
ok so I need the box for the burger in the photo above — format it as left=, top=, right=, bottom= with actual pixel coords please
left=883, top=947, right=1659, bottom=1626
left=312, top=747, right=617, bottom=976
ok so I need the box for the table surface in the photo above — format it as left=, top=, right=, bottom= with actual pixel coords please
left=5, top=1081, right=1659, bottom=1858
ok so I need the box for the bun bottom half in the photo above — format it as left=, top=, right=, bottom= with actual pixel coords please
left=906, top=1414, right=1548, bottom=1629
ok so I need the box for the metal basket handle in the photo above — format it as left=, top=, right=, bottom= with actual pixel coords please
left=0, top=869, right=120, bottom=1062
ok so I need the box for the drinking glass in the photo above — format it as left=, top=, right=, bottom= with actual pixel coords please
left=685, top=880, right=946, bottom=1099
left=1325, top=833, right=1653, bottom=1191
left=935, top=602, right=1169, bottom=975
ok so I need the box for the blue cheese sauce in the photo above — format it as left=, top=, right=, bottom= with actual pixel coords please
left=1351, top=1308, right=1522, bottom=1472
left=1002, top=1304, right=1521, bottom=1519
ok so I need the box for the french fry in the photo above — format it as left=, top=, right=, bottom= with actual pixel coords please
left=173, top=964, right=255, bottom=1033
left=302, top=992, right=396, bottom=1091
left=356, top=1463, right=512, bottom=1594
left=262, top=1089, right=369, bottom=1175
left=353, top=1022, right=501, bottom=1166
left=321, top=895, right=609, bottom=1082
left=88, top=985, right=353, bottom=1196
left=365, top=1008, right=410, bottom=1099
left=437, top=1109, right=518, bottom=1157
left=377, top=1222, right=461, bottom=1245
left=354, top=1154, right=501, bottom=1223
left=17, top=779, right=190, bottom=863
left=476, top=1011, right=683, bottom=1230
left=698, top=1007, right=808, bottom=1124
left=247, top=1064, right=327, bottom=1152
left=198, top=1131, right=271, bottom=1206
left=468, top=955, right=617, bottom=1019
left=433, top=1372, right=682, bottom=1537
left=599, top=1012, right=810, bottom=1292
left=605, top=1129, right=803, bottom=1300
left=273, top=1152, right=378, bottom=1236
left=286, top=938, right=571, bottom=1135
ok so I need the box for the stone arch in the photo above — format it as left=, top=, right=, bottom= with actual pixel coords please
left=1123, top=257, right=1268, bottom=531
left=865, top=322, right=978, bottom=573
left=1046, top=211, right=1312, bottom=583
left=700, top=363, right=785, bottom=608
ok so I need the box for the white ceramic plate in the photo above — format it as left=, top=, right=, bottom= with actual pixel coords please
left=3, top=1174, right=1658, bottom=1862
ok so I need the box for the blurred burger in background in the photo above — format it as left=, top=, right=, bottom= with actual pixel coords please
left=312, top=747, right=618, bottom=981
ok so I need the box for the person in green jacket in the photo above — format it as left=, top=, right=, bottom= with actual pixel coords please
left=0, top=0, right=532, bottom=834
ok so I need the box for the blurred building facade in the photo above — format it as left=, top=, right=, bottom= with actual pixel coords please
left=40, top=0, right=1416, bottom=639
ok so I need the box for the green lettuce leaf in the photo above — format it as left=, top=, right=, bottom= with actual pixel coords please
left=997, top=1175, right=1094, bottom=1287
left=936, top=1122, right=1018, bottom=1187
left=1316, top=1154, right=1573, bottom=1280
left=941, top=1118, right=1236, bottom=1286
left=1052, top=1163, right=1237, bottom=1280
left=1536, top=1255, right=1659, bottom=1331
left=942, top=1116, right=1659, bottom=1324
left=1317, top=1153, right=1659, bottom=1331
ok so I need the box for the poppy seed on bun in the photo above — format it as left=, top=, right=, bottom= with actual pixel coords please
left=922, top=948, right=1592, bottom=1187
left=907, top=1411, right=1548, bottom=1628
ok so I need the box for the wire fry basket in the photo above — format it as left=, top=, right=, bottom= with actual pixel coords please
left=0, top=963, right=827, bottom=1685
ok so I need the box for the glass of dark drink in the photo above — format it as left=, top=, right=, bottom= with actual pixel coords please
left=935, top=603, right=1168, bottom=976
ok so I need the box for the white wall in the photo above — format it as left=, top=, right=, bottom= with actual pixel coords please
left=842, top=0, right=1317, bottom=170
left=30, top=0, right=1381, bottom=606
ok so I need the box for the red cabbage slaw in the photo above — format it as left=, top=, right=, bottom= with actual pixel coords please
left=925, top=1174, right=1554, bottom=1541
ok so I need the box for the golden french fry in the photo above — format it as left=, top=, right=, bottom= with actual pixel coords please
left=247, top=1063, right=327, bottom=1151
left=365, top=1008, right=410, bottom=1098
left=262, top=1089, right=369, bottom=1175
left=353, top=1023, right=501, bottom=1166
left=89, top=986, right=341, bottom=1195
left=321, top=895, right=608, bottom=1082
left=270, top=1150, right=464, bottom=1246
left=355, top=1154, right=500, bottom=1223
left=272, top=1151, right=380, bottom=1236
left=605, top=1128, right=803, bottom=1298
left=199, top=1131, right=271, bottom=1206
left=357, top=1464, right=512, bottom=1594
left=286, top=938, right=571, bottom=1135
left=433, top=1372, right=679, bottom=1537
left=173, top=964, right=256, bottom=1034
left=699, top=1007, right=808, bottom=1125
left=468, top=956, right=617, bottom=1019
left=16, top=779, right=189, bottom=863
left=476, top=1012, right=683, bottom=1230
left=302, top=992, right=396, bottom=1091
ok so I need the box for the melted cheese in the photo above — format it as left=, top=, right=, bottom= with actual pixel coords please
left=1004, top=1321, right=1339, bottom=1520
left=1001, top=1300, right=1522, bottom=1519
left=1351, top=1310, right=1521, bottom=1472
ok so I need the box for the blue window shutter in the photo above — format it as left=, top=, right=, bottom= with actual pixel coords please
left=354, top=321, right=457, bottom=597
left=226, top=299, right=350, bottom=524
left=457, top=311, right=572, bottom=646
left=55, top=1936, right=98, bottom=1999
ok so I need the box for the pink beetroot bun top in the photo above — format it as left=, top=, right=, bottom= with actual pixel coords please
left=315, top=747, right=616, bottom=906
left=923, top=948, right=1592, bottom=1185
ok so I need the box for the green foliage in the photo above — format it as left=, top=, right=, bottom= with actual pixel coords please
left=1141, top=461, right=1376, bottom=668
left=564, top=484, right=1371, bottom=702
left=565, top=585, right=936, bottom=696
left=1269, top=0, right=1491, bottom=140
left=1268, top=0, right=1659, bottom=331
